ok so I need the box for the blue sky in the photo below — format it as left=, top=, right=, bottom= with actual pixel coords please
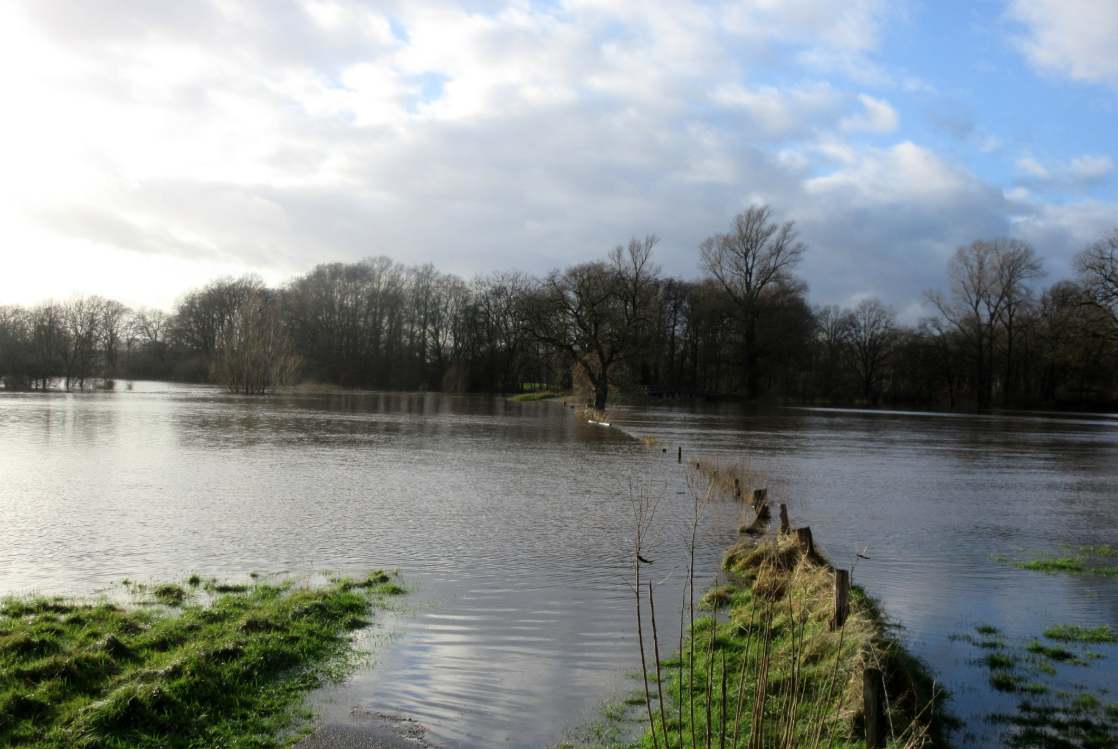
left=0, top=0, right=1114, bottom=319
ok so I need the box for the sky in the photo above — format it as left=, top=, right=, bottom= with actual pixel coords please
left=0, top=0, right=1115, bottom=319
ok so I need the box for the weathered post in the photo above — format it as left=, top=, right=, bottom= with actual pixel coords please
left=779, top=503, right=790, bottom=535
left=733, top=478, right=741, bottom=498
left=863, top=667, right=888, bottom=749
left=678, top=446, right=682, bottom=463
left=751, top=488, right=767, bottom=508
left=831, top=569, right=850, bottom=630
left=795, top=527, right=815, bottom=557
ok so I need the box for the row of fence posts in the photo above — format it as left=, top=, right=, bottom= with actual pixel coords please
left=678, top=446, right=890, bottom=749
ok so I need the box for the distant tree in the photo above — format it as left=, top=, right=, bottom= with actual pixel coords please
left=60, top=294, right=105, bottom=390
left=130, top=307, right=171, bottom=374
left=841, top=299, right=898, bottom=405
left=812, top=305, right=853, bottom=399
left=926, top=238, right=1042, bottom=409
left=1075, top=227, right=1118, bottom=339
left=526, top=236, right=660, bottom=410
left=28, top=301, right=65, bottom=390
left=173, top=275, right=265, bottom=359
left=99, top=299, right=131, bottom=379
left=700, top=205, right=807, bottom=398
left=0, top=305, right=31, bottom=388
left=210, top=290, right=300, bottom=395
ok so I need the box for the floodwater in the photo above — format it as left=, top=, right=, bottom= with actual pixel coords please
left=2, top=385, right=1117, bottom=747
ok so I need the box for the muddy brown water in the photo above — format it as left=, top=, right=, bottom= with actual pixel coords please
left=2, top=385, right=1116, bottom=747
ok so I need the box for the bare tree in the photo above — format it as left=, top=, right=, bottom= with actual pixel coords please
left=211, top=290, right=301, bottom=394
left=60, top=294, right=105, bottom=390
left=99, top=299, right=131, bottom=380
left=1075, top=227, right=1118, bottom=339
left=526, top=236, right=660, bottom=410
left=841, top=299, right=898, bottom=405
left=700, top=205, right=807, bottom=398
left=813, top=305, right=853, bottom=399
left=926, top=238, right=1042, bottom=409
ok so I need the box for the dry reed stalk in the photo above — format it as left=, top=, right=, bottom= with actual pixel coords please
left=629, top=479, right=665, bottom=749
left=720, top=648, right=727, bottom=749
left=649, top=581, right=671, bottom=748
left=731, top=596, right=759, bottom=749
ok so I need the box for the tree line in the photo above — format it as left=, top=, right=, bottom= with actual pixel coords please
left=2, top=206, right=1116, bottom=411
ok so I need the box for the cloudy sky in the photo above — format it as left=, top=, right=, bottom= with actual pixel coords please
left=0, top=0, right=1115, bottom=317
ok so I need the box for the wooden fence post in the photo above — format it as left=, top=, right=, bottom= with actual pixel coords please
left=677, top=446, right=681, bottom=463
left=733, top=478, right=741, bottom=498
left=863, top=667, right=887, bottom=749
left=779, top=503, right=790, bottom=535
left=795, top=527, right=815, bottom=557
left=831, top=569, right=850, bottom=630
left=751, top=488, right=767, bottom=508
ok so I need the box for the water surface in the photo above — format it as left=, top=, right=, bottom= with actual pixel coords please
left=3, top=387, right=1117, bottom=747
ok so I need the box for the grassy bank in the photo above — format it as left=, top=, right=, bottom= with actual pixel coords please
left=0, top=572, right=405, bottom=748
left=638, top=533, right=943, bottom=749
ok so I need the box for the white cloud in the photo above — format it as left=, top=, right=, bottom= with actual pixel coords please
left=1014, top=152, right=1114, bottom=191
left=1006, top=0, right=1118, bottom=86
left=839, top=93, right=899, bottom=133
left=806, top=142, right=981, bottom=206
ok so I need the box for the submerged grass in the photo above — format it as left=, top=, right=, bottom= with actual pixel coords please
left=638, top=534, right=944, bottom=749
left=996, top=546, right=1118, bottom=577
left=0, top=571, right=405, bottom=748
left=955, top=621, right=1118, bottom=748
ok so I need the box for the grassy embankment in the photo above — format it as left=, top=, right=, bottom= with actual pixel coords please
left=0, top=572, right=405, bottom=748
left=636, top=460, right=944, bottom=749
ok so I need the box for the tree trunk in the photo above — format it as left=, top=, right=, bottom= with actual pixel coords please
left=745, top=310, right=759, bottom=399
left=593, top=380, right=608, bottom=410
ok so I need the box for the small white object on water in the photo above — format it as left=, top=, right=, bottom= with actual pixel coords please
left=588, top=420, right=611, bottom=427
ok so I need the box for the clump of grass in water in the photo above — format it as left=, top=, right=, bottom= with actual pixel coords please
left=0, top=570, right=405, bottom=747
left=993, top=547, right=1118, bottom=577
left=1043, top=625, right=1118, bottom=644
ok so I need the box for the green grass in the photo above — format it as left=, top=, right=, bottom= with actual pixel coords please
left=996, top=548, right=1118, bottom=577
left=960, top=623, right=1118, bottom=748
left=0, top=571, right=405, bottom=748
left=1017, top=558, right=1087, bottom=574
left=633, top=536, right=945, bottom=749
left=1043, top=625, right=1118, bottom=644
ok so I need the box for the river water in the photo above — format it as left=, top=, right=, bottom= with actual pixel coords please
left=2, top=385, right=1117, bottom=747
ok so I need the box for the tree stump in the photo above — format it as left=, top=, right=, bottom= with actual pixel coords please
left=779, top=503, right=790, bottom=535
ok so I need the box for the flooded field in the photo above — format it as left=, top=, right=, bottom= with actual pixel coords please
left=2, top=385, right=1116, bottom=747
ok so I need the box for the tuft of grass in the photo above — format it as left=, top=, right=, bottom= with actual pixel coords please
left=1017, top=558, right=1087, bottom=574
left=1026, top=641, right=1086, bottom=665
left=0, top=572, right=406, bottom=748
left=1043, top=625, right=1118, bottom=644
